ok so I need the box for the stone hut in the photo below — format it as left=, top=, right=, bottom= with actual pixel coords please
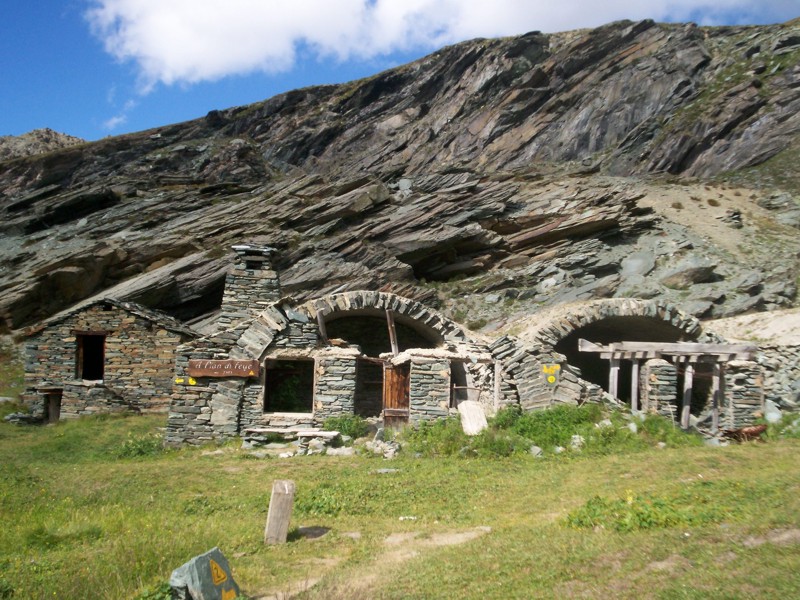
left=22, top=299, right=197, bottom=422
left=166, top=245, right=503, bottom=444
left=164, top=245, right=786, bottom=444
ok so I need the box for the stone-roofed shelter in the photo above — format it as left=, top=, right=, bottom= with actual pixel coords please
left=167, top=245, right=504, bottom=444
left=22, top=298, right=198, bottom=422
left=166, top=245, right=788, bottom=445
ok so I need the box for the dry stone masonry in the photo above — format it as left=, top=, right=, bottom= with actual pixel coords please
left=20, top=243, right=799, bottom=439
left=22, top=299, right=195, bottom=421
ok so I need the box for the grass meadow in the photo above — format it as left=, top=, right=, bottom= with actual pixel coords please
left=0, top=408, right=798, bottom=599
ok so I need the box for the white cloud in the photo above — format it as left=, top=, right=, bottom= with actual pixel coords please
left=101, top=98, right=138, bottom=131
left=85, top=0, right=799, bottom=91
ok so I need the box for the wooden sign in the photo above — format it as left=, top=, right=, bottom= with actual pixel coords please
left=187, top=359, right=260, bottom=378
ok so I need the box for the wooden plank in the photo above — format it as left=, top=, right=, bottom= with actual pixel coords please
left=383, top=363, right=410, bottom=426
left=385, top=309, right=399, bottom=356
left=609, top=357, right=620, bottom=399
left=188, top=359, right=260, bottom=378
left=264, top=480, right=295, bottom=545
left=630, top=360, right=640, bottom=413
left=581, top=339, right=757, bottom=359
left=458, top=400, right=488, bottom=436
left=681, top=363, right=694, bottom=429
left=578, top=338, right=604, bottom=352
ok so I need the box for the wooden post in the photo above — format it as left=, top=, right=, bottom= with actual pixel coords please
left=681, top=363, right=694, bottom=429
left=385, top=309, right=399, bottom=356
left=721, top=365, right=730, bottom=430
left=316, top=311, right=328, bottom=345
left=264, top=480, right=295, bottom=544
left=630, top=360, right=640, bottom=413
left=608, top=357, right=620, bottom=399
left=493, top=360, right=501, bottom=412
left=711, top=363, right=721, bottom=434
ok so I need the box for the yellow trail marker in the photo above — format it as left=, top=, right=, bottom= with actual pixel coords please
left=209, top=558, right=227, bottom=585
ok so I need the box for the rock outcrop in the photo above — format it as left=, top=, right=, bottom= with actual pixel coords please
left=1, top=18, right=799, bottom=332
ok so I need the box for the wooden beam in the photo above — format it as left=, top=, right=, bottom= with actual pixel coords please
left=578, top=338, right=605, bottom=352
left=580, top=340, right=757, bottom=360
left=385, top=309, right=399, bottom=356
left=316, top=310, right=329, bottom=344
left=681, top=363, right=694, bottom=429
left=630, top=360, right=640, bottom=413
left=609, top=357, right=620, bottom=399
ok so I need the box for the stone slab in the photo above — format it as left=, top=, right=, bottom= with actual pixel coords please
left=169, top=547, right=240, bottom=600
left=458, top=400, right=488, bottom=436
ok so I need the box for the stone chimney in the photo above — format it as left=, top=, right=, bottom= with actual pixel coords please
left=218, top=245, right=281, bottom=328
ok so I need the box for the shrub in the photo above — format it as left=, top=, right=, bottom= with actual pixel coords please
left=490, top=405, right=522, bottom=429
left=322, top=415, right=370, bottom=439
left=116, top=432, right=165, bottom=459
left=565, top=481, right=745, bottom=532
left=403, top=417, right=470, bottom=457
left=640, top=414, right=703, bottom=447
left=468, top=428, right=531, bottom=458
left=510, top=404, right=603, bottom=449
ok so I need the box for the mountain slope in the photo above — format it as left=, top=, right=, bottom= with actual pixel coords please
left=1, top=18, right=799, bottom=333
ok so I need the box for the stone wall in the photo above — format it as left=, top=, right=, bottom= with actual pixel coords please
left=314, top=357, right=357, bottom=419
left=757, top=344, right=800, bottom=411
left=723, top=361, right=764, bottom=429
left=167, top=332, right=245, bottom=445
left=640, top=359, right=678, bottom=417
left=408, top=358, right=450, bottom=423
left=24, top=301, right=191, bottom=419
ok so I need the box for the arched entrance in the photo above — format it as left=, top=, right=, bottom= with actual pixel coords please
left=528, top=299, right=718, bottom=412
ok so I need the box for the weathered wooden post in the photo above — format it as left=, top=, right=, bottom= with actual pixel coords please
left=264, top=480, right=295, bottom=545
left=681, top=362, right=694, bottom=429
left=609, top=356, right=620, bottom=399
left=630, top=359, right=640, bottom=413
left=711, top=363, right=722, bottom=434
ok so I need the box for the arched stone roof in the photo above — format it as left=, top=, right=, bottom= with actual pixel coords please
left=226, top=291, right=474, bottom=361
left=295, top=291, right=472, bottom=344
left=515, top=298, right=723, bottom=351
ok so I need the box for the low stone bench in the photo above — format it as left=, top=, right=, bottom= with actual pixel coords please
left=296, top=430, right=338, bottom=439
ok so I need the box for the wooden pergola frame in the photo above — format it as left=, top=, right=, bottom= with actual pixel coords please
left=578, top=339, right=757, bottom=431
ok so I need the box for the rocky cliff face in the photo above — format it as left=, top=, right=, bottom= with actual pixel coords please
left=1, top=18, right=799, bottom=333
left=0, top=129, right=84, bottom=162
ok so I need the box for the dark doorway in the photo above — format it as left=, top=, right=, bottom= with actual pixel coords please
left=45, top=389, right=62, bottom=423
left=355, top=359, right=384, bottom=418
left=325, top=314, right=438, bottom=357
left=264, top=359, right=315, bottom=413
left=450, top=361, right=469, bottom=408
left=675, top=362, right=714, bottom=417
left=76, top=334, right=106, bottom=380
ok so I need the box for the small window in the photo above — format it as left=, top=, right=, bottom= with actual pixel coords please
left=264, top=359, right=314, bottom=413
left=76, top=334, right=106, bottom=380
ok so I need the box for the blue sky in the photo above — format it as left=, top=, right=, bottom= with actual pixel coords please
left=1, top=1, right=797, bottom=141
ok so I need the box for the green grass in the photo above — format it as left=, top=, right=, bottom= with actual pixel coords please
left=0, top=412, right=798, bottom=599
left=0, top=339, right=23, bottom=405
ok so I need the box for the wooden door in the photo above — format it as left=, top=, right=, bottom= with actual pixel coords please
left=382, top=363, right=410, bottom=427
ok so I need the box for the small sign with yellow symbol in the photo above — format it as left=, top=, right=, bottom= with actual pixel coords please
left=169, top=547, right=241, bottom=600
left=542, top=363, right=561, bottom=387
